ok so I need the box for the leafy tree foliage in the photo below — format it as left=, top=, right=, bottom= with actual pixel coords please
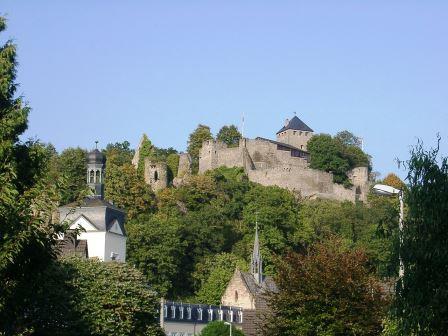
left=126, top=214, right=185, bottom=297
left=24, top=258, right=164, bottom=336
left=200, top=321, right=245, bottom=336
left=166, top=153, right=180, bottom=183
left=216, top=125, right=242, bottom=147
left=382, top=173, right=405, bottom=190
left=263, top=238, right=389, bottom=336
left=335, top=130, right=362, bottom=147
left=394, top=141, right=448, bottom=335
left=56, top=147, right=88, bottom=204
left=137, top=134, right=156, bottom=176
left=104, top=163, right=154, bottom=219
left=194, top=253, right=246, bottom=305
left=307, top=133, right=370, bottom=186
left=187, top=124, right=213, bottom=173
left=104, top=140, right=134, bottom=166
left=0, top=17, right=65, bottom=334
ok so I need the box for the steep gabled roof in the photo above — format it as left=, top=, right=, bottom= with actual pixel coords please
left=277, top=115, right=313, bottom=134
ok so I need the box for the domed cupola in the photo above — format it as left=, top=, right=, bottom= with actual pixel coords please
left=86, top=142, right=106, bottom=198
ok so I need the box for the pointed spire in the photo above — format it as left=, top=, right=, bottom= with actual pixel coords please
left=250, top=216, right=263, bottom=285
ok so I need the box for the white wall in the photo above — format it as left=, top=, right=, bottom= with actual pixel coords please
left=78, top=231, right=106, bottom=261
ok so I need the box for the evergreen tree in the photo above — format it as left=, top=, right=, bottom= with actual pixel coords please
left=187, top=124, right=213, bottom=174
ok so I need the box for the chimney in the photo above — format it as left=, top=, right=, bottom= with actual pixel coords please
left=284, top=119, right=290, bottom=127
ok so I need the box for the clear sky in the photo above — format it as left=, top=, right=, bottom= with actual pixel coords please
left=2, top=1, right=447, bottom=178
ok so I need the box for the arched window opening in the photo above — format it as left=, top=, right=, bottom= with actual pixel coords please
left=89, top=170, right=94, bottom=183
left=234, top=290, right=239, bottom=303
left=95, top=170, right=100, bottom=183
left=154, top=171, right=159, bottom=181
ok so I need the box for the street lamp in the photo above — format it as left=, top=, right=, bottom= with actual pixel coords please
left=224, top=321, right=233, bottom=336
left=372, top=184, right=404, bottom=277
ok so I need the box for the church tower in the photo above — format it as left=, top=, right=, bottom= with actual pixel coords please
left=250, top=221, right=263, bottom=284
left=87, top=142, right=106, bottom=198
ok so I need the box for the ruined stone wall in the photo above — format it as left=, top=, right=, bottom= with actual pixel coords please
left=144, top=159, right=168, bottom=192
left=199, top=140, right=243, bottom=174
left=177, top=153, right=191, bottom=178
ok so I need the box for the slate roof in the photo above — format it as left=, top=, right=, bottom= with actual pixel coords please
left=240, top=271, right=277, bottom=296
left=277, top=115, right=313, bottom=134
left=255, top=137, right=309, bottom=154
left=59, top=197, right=127, bottom=236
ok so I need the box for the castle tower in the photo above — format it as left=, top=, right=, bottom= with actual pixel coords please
left=276, top=115, right=314, bottom=150
left=86, top=144, right=106, bottom=198
left=250, top=221, right=263, bottom=285
left=144, top=159, right=168, bottom=192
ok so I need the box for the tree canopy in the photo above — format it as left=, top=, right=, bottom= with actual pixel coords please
left=200, top=321, right=245, bottom=336
left=187, top=124, right=213, bottom=173
left=216, top=125, right=242, bottom=147
left=263, top=238, right=389, bottom=336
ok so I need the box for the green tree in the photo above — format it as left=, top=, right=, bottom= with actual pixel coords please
left=25, top=258, right=164, bottom=336
left=263, top=238, right=389, bottom=336
left=200, top=321, right=245, bottom=336
left=216, top=125, right=242, bottom=147
left=382, top=173, right=405, bottom=190
left=0, top=17, right=64, bottom=333
left=126, top=214, right=185, bottom=297
left=394, top=141, right=448, bottom=335
left=335, top=130, right=362, bottom=147
left=104, top=140, right=134, bottom=166
left=137, top=134, right=156, bottom=177
left=56, top=147, right=88, bottom=204
left=307, top=133, right=370, bottom=186
left=104, top=163, right=154, bottom=219
left=187, top=124, right=213, bottom=174
left=166, top=153, right=180, bottom=183
left=194, top=253, right=246, bottom=305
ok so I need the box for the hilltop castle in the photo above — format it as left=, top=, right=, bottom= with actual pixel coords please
left=135, top=115, right=370, bottom=202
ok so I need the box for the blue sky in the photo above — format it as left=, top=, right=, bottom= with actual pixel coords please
left=2, top=1, right=447, bottom=178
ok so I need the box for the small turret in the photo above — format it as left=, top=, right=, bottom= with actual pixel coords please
left=86, top=142, right=105, bottom=198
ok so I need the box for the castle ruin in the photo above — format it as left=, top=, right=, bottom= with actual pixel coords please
left=199, top=116, right=369, bottom=202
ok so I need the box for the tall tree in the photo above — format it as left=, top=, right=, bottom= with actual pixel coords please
left=104, top=163, right=154, bottom=219
left=0, top=17, right=64, bottom=333
left=263, top=238, right=388, bottom=336
left=394, top=141, right=448, bottom=335
left=216, top=125, right=242, bottom=147
left=57, top=147, right=88, bottom=204
left=187, top=124, right=213, bottom=174
left=104, top=140, right=134, bottom=166
left=335, top=130, right=362, bottom=148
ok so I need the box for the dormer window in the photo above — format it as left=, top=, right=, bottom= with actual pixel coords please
left=229, top=310, right=234, bottom=322
left=208, top=308, right=213, bottom=321
left=179, top=306, right=184, bottom=319
left=197, top=308, right=203, bottom=320
left=237, top=310, right=243, bottom=323
left=299, top=131, right=302, bottom=136
left=187, top=306, right=192, bottom=319
left=218, top=309, right=224, bottom=321
left=305, top=132, right=308, bottom=136
left=164, top=305, right=168, bottom=318
left=171, top=306, right=176, bottom=318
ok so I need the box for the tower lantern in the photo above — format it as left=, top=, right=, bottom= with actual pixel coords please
left=87, top=143, right=106, bottom=199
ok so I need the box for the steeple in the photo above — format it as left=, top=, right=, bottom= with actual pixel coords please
left=250, top=219, right=263, bottom=285
left=87, top=142, right=106, bottom=199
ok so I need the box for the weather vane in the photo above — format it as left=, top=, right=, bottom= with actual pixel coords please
left=95, top=140, right=99, bottom=149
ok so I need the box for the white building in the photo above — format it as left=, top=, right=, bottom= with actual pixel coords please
left=58, top=147, right=127, bottom=262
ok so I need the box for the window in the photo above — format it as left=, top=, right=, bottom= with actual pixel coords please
left=234, top=290, right=239, bottom=302
left=293, top=131, right=296, bottom=135
left=218, top=309, right=223, bottom=321
left=197, top=308, right=203, bottom=320
left=164, top=305, right=168, bottom=318
left=208, top=309, right=213, bottom=321
left=95, top=170, right=100, bottom=183
left=171, top=306, right=176, bottom=318
left=229, top=310, right=234, bottom=322
left=89, top=170, right=94, bottom=183
left=187, top=307, right=192, bottom=319
left=305, top=132, right=308, bottom=136
left=154, top=171, right=158, bottom=181
left=237, top=310, right=243, bottom=323
left=299, top=131, right=302, bottom=135
left=179, top=306, right=184, bottom=319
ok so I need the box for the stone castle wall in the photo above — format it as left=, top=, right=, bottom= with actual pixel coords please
left=199, top=138, right=369, bottom=202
